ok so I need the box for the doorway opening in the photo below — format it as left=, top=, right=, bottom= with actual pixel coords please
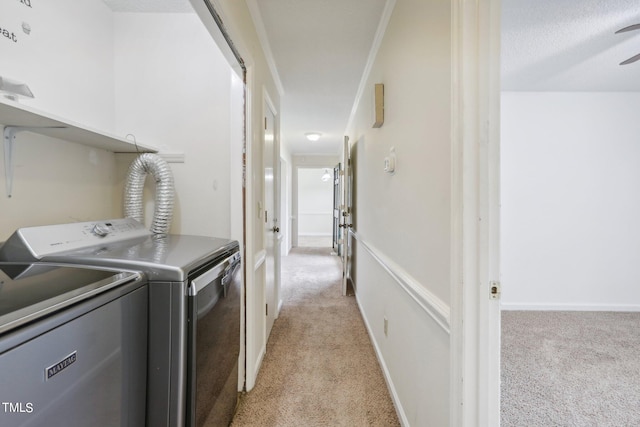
left=499, top=3, right=640, bottom=424
left=290, top=163, right=339, bottom=250
left=296, top=167, right=334, bottom=248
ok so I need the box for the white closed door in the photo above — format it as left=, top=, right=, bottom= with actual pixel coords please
left=340, top=136, right=352, bottom=296
left=264, top=103, right=278, bottom=338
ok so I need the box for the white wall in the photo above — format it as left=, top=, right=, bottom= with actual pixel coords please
left=0, top=3, right=239, bottom=242
left=0, top=0, right=119, bottom=240
left=0, top=134, right=119, bottom=240
left=297, top=168, right=333, bottom=236
left=112, top=12, right=234, bottom=238
left=501, top=92, right=640, bottom=310
left=0, top=0, right=115, bottom=131
left=347, top=0, right=451, bottom=424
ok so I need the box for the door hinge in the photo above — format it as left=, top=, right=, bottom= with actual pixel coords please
left=489, top=281, right=501, bottom=300
left=266, top=303, right=268, bottom=316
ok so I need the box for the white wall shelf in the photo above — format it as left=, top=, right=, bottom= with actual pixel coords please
left=1, top=97, right=158, bottom=197
left=0, top=97, right=158, bottom=153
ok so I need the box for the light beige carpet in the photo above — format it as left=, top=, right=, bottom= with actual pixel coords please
left=501, top=311, right=640, bottom=426
left=230, top=246, right=400, bottom=427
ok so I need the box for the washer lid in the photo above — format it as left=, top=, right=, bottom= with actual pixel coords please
left=49, top=234, right=239, bottom=281
left=0, top=219, right=239, bottom=281
left=0, top=263, right=142, bottom=334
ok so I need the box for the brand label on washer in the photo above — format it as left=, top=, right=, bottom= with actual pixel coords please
left=46, top=351, right=77, bottom=380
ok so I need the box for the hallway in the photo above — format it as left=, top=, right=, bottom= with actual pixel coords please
left=230, top=247, right=399, bottom=426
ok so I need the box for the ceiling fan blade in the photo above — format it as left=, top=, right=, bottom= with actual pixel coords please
left=615, top=23, right=640, bottom=34
left=620, top=52, right=640, bottom=65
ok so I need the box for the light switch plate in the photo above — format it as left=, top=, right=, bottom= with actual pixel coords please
left=384, top=147, right=396, bottom=174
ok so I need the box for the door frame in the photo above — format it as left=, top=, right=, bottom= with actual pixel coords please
left=451, top=0, right=501, bottom=425
left=290, top=155, right=340, bottom=248
left=280, top=157, right=290, bottom=257
left=340, top=136, right=352, bottom=296
left=332, top=164, right=341, bottom=253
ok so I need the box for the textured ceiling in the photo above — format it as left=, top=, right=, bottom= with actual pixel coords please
left=502, top=0, right=640, bottom=91
left=251, top=0, right=388, bottom=156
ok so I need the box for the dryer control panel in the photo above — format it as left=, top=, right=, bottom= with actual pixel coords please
left=0, top=218, right=151, bottom=261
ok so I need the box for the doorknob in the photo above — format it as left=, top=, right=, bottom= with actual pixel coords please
left=271, top=226, right=280, bottom=233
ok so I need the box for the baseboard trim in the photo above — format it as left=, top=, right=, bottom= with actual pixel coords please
left=501, top=303, right=640, bottom=312
left=253, top=249, right=266, bottom=271
left=351, top=231, right=451, bottom=334
left=355, top=293, right=409, bottom=427
left=246, top=344, right=266, bottom=392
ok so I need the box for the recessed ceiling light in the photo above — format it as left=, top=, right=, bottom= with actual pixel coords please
left=305, top=132, right=321, bottom=142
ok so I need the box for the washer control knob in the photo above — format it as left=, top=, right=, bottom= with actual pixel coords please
left=92, top=223, right=111, bottom=237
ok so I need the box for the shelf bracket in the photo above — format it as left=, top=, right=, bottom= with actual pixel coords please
left=4, top=125, right=66, bottom=198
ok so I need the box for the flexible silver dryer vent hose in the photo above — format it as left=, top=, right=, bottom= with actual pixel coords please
left=124, top=153, right=174, bottom=234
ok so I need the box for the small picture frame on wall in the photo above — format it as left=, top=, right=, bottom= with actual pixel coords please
left=372, top=83, right=384, bottom=128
